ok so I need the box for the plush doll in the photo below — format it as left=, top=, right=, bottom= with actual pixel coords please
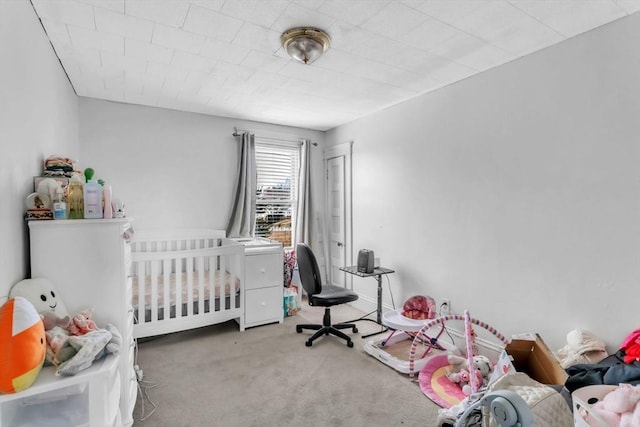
left=447, top=369, right=482, bottom=388
left=447, top=354, right=493, bottom=387
left=0, top=297, right=47, bottom=393
left=41, top=311, right=71, bottom=330
left=67, top=309, right=98, bottom=336
left=587, top=384, right=640, bottom=427
left=9, top=278, right=71, bottom=325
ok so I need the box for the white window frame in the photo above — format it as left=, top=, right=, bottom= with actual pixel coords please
left=254, top=138, right=300, bottom=249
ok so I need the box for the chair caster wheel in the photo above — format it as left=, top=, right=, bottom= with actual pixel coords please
left=353, top=327, right=358, bottom=333
left=347, top=341, right=354, bottom=348
left=305, top=340, right=312, bottom=347
left=296, top=326, right=302, bottom=333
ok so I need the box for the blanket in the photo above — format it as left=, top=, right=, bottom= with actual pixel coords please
left=45, top=324, right=121, bottom=376
left=565, top=351, right=640, bottom=392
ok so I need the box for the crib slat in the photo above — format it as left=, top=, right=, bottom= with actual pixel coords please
left=196, top=255, right=204, bottom=315
left=174, top=255, right=182, bottom=319
left=220, top=254, right=228, bottom=311
left=137, top=261, right=146, bottom=324
left=186, top=256, right=193, bottom=317
left=150, top=260, right=158, bottom=324
left=163, top=258, right=171, bottom=322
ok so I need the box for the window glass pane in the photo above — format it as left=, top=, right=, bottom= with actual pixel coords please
left=255, top=141, right=299, bottom=248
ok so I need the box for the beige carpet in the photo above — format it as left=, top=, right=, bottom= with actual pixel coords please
left=132, top=304, right=442, bottom=426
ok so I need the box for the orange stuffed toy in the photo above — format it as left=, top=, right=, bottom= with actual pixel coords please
left=0, top=297, right=46, bottom=393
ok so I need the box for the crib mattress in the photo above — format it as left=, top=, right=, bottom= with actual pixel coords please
left=132, top=270, right=240, bottom=310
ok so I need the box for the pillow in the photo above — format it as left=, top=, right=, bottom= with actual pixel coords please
left=0, top=297, right=46, bottom=393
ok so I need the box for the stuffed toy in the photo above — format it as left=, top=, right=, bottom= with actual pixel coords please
left=0, top=297, right=47, bottom=393
left=586, top=384, right=640, bottom=427
left=447, top=354, right=493, bottom=388
left=9, top=278, right=121, bottom=375
left=447, top=368, right=483, bottom=395
left=67, top=309, right=98, bottom=336
left=41, top=311, right=71, bottom=330
left=10, top=278, right=71, bottom=333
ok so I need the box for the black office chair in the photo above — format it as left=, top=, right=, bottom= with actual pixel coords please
left=295, top=243, right=359, bottom=347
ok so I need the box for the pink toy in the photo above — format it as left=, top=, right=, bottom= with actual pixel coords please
left=67, top=309, right=98, bottom=336
left=401, top=295, right=436, bottom=320
left=587, top=384, right=640, bottom=427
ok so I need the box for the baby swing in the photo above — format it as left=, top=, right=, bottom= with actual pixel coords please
left=408, top=311, right=532, bottom=427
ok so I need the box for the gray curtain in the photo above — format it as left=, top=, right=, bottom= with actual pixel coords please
left=226, top=132, right=256, bottom=238
left=294, top=139, right=311, bottom=245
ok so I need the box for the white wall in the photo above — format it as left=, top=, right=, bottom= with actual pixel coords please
left=79, top=99, right=326, bottom=242
left=327, top=13, right=640, bottom=352
left=0, top=0, right=79, bottom=298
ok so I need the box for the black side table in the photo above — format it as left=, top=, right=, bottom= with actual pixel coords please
left=339, top=266, right=395, bottom=338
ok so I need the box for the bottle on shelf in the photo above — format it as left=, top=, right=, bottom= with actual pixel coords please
left=103, top=184, right=113, bottom=219
left=83, top=179, right=103, bottom=219
left=67, top=175, right=84, bottom=219
left=53, top=188, right=67, bottom=219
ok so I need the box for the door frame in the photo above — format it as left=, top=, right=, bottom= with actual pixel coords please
left=324, top=141, right=353, bottom=289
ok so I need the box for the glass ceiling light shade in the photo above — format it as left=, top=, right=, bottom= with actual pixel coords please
left=281, top=27, right=330, bottom=65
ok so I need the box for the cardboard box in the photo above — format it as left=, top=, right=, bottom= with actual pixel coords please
left=504, top=333, right=568, bottom=385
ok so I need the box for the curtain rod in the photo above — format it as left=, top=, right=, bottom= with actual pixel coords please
left=232, top=127, right=317, bottom=146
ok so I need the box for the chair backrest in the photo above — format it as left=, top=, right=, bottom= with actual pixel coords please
left=296, top=243, right=323, bottom=297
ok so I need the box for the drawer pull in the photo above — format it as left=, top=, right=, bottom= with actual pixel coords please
left=261, top=301, right=266, bottom=307
left=259, top=268, right=266, bottom=274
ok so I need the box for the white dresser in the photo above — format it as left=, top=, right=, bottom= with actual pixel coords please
left=234, top=238, right=284, bottom=329
left=28, top=219, right=137, bottom=426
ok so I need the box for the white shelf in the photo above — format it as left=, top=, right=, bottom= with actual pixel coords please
left=0, top=355, right=120, bottom=427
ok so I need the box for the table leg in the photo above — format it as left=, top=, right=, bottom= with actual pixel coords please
left=376, top=274, right=383, bottom=324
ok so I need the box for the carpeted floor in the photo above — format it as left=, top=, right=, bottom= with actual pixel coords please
left=132, top=304, right=442, bottom=426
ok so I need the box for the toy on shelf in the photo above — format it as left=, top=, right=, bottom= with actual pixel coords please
left=0, top=297, right=46, bottom=394
left=9, top=278, right=121, bottom=376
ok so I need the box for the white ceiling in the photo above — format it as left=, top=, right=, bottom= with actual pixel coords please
left=31, top=0, right=639, bottom=131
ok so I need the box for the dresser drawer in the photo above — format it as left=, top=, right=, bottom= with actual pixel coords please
left=245, top=253, right=282, bottom=290
left=245, top=287, right=283, bottom=325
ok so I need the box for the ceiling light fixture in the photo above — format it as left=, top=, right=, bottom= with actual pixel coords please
left=281, top=27, right=330, bottom=65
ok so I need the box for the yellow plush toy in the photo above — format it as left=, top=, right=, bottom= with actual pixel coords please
left=0, top=297, right=46, bottom=393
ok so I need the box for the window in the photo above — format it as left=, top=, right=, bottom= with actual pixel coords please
left=255, top=140, right=299, bottom=248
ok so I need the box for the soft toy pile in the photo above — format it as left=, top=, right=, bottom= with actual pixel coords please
left=9, top=278, right=121, bottom=377
left=446, top=354, right=493, bottom=396
left=583, top=384, right=640, bottom=426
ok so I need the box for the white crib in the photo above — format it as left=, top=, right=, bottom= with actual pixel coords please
left=130, top=229, right=245, bottom=338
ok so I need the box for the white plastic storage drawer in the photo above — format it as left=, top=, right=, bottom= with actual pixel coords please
left=245, top=253, right=282, bottom=290
left=245, top=286, right=283, bottom=325
left=0, top=355, right=120, bottom=427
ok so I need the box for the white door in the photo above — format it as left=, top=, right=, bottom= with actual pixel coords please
left=325, top=143, right=352, bottom=288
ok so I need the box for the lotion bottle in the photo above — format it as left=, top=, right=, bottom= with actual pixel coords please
left=53, top=188, right=67, bottom=219
left=83, top=179, right=103, bottom=219
left=103, top=184, right=113, bottom=219
left=67, top=174, right=84, bottom=219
